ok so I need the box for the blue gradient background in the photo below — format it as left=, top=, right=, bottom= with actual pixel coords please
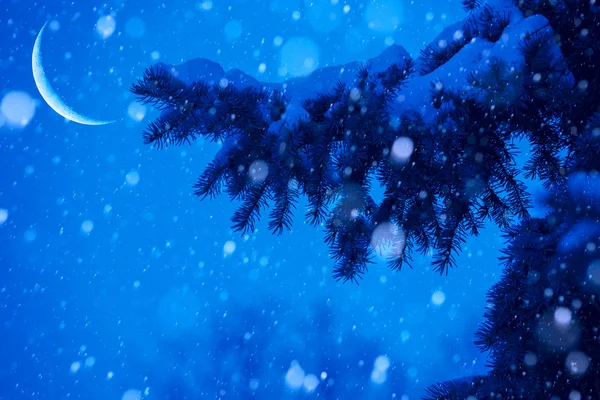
left=0, top=1, right=502, bottom=399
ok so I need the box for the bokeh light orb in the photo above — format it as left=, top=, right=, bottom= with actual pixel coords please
left=121, top=389, right=142, bottom=400
left=280, top=37, right=320, bottom=77
left=224, top=20, right=243, bottom=41
left=1, top=91, right=36, bottom=127
left=127, top=102, right=147, bottom=122
left=96, top=15, right=116, bottom=39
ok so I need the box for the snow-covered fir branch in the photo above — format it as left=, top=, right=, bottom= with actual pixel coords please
left=132, top=0, right=600, bottom=397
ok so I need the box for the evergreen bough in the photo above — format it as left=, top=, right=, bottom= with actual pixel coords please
left=131, top=0, right=600, bottom=397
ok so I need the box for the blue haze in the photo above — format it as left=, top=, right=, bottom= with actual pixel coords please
left=1, top=0, right=503, bottom=399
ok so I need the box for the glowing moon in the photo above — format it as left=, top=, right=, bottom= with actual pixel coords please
left=32, top=22, right=114, bottom=125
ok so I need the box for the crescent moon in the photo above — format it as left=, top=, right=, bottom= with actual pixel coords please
left=32, top=22, right=114, bottom=126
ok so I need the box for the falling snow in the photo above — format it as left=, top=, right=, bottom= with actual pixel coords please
left=96, top=15, right=116, bottom=39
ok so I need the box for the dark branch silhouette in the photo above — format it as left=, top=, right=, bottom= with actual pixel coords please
left=131, top=0, right=600, bottom=396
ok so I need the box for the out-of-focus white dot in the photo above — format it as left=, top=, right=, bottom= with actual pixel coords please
left=223, top=240, right=236, bottom=255
left=570, top=391, right=582, bottom=400
left=384, top=36, right=395, bottom=46
left=426, top=12, right=434, bottom=21
left=370, top=368, right=387, bottom=384
left=224, top=20, right=243, bottom=41
left=259, top=256, right=269, bottom=266
left=280, top=36, right=320, bottom=77
left=24, top=228, right=37, bottom=242
left=258, top=63, right=267, bottom=73
left=249, top=160, right=269, bottom=182
left=303, top=374, right=319, bottom=392
left=565, top=351, right=589, bottom=376
left=49, top=20, right=60, bottom=31
left=320, top=371, right=327, bottom=380
left=453, top=30, right=464, bottom=40
left=431, top=290, right=445, bottom=306
left=249, top=378, right=260, bottom=390
left=24, top=165, right=35, bottom=176
left=81, top=220, right=94, bottom=234
left=125, top=170, right=140, bottom=186
left=374, top=355, right=390, bottom=371
left=84, top=356, right=96, bottom=368
left=524, top=352, right=537, bottom=367
left=390, top=137, right=414, bottom=163
left=121, top=389, right=142, bottom=400
left=0, top=209, right=8, bottom=225
left=588, top=260, right=600, bottom=284
left=370, top=222, right=406, bottom=259
left=219, top=78, right=229, bottom=89
left=273, top=36, right=284, bottom=46
left=554, top=307, right=572, bottom=327
left=127, top=102, right=147, bottom=122
left=107, top=371, right=114, bottom=379
left=96, top=15, right=116, bottom=39
left=125, top=17, right=145, bottom=38
left=349, top=88, right=361, bottom=101
left=70, top=361, right=81, bottom=374
left=1, top=91, right=36, bottom=127
left=285, top=362, right=305, bottom=390
left=343, top=5, right=350, bottom=13
left=199, top=0, right=213, bottom=10
left=292, top=11, right=301, bottom=20
left=133, top=280, right=141, bottom=288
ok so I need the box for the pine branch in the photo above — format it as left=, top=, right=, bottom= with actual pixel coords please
left=267, top=179, right=299, bottom=235
left=477, top=5, right=511, bottom=42
left=231, top=181, right=271, bottom=234
left=461, top=0, right=483, bottom=12
left=133, top=6, right=600, bottom=394
left=130, top=65, right=191, bottom=110
left=423, top=377, right=481, bottom=400
left=193, top=154, right=231, bottom=199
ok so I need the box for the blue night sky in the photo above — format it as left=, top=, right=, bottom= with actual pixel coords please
left=0, top=1, right=507, bottom=399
